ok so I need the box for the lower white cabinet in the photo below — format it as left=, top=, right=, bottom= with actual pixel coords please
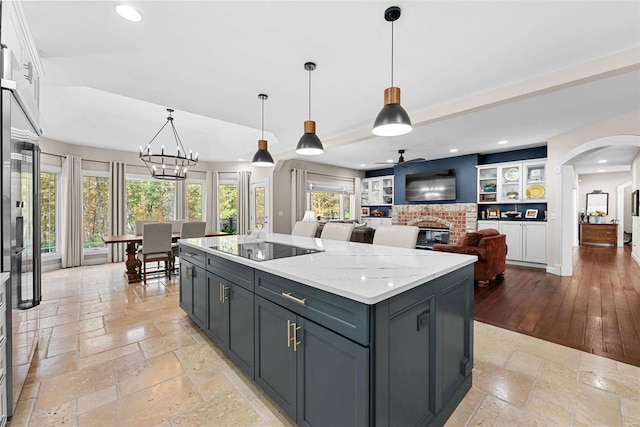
left=362, top=217, right=391, bottom=229
left=477, top=220, right=546, bottom=265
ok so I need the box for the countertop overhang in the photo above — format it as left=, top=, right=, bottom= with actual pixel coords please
left=180, top=233, right=476, bottom=304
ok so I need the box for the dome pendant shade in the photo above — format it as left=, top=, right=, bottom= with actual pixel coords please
left=296, top=61, right=324, bottom=155
left=373, top=87, right=412, bottom=136
left=296, top=120, right=324, bottom=155
left=251, top=94, right=275, bottom=167
left=372, top=7, right=412, bottom=137
left=251, top=139, right=274, bottom=167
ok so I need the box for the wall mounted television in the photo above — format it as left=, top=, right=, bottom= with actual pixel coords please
left=405, top=169, right=456, bottom=202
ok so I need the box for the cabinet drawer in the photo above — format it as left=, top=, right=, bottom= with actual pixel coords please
left=179, top=246, right=205, bottom=269
left=206, top=254, right=254, bottom=291
left=255, top=271, right=369, bottom=346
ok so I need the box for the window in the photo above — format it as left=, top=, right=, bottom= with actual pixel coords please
left=307, top=174, right=355, bottom=222
left=83, top=173, right=110, bottom=249
left=218, top=181, right=238, bottom=234
left=126, top=177, right=175, bottom=233
left=186, top=181, right=204, bottom=221
left=40, top=169, right=58, bottom=254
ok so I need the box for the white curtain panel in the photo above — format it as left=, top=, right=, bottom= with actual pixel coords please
left=354, top=177, right=362, bottom=219
left=290, top=168, right=308, bottom=228
left=206, top=171, right=219, bottom=231
left=60, top=155, right=83, bottom=268
left=108, top=161, right=126, bottom=262
left=175, top=179, right=187, bottom=220
left=237, top=171, right=250, bottom=235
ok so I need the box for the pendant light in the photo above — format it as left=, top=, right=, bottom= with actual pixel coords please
left=372, top=6, right=412, bottom=137
left=139, top=108, right=198, bottom=180
left=251, top=94, right=275, bottom=167
left=296, top=61, right=324, bottom=155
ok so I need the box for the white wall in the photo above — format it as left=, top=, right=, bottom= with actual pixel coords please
left=632, top=152, right=640, bottom=264
left=578, top=171, right=631, bottom=221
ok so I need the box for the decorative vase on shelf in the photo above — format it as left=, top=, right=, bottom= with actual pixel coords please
left=595, top=216, right=602, bottom=224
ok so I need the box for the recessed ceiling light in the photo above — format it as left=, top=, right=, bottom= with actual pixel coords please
left=449, top=148, right=458, bottom=153
left=598, top=169, right=606, bottom=172
left=360, top=164, right=366, bottom=167
left=238, top=158, right=244, bottom=161
left=498, top=140, right=508, bottom=145
left=597, top=160, right=607, bottom=163
left=116, top=5, right=142, bottom=22
left=387, top=159, right=393, bottom=163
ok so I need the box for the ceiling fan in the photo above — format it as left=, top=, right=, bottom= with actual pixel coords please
left=376, top=149, right=425, bottom=168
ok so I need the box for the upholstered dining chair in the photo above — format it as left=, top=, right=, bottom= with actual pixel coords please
left=373, top=225, right=420, bottom=249
left=135, top=220, right=157, bottom=235
left=137, top=222, right=173, bottom=284
left=291, top=221, right=318, bottom=238
left=168, top=219, right=185, bottom=233
left=172, top=221, right=207, bottom=260
left=320, top=222, right=355, bottom=241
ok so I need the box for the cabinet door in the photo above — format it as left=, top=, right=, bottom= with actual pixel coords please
left=477, top=220, right=496, bottom=231
left=523, top=223, right=546, bottom=263
left=206, top=272, right=227, bottom=348
left=254, top=296, right=297, bottom=420
left=179, top=261, right=194, bottom=316
left=192, top=265, right=207, bottom=328
left=500, top=222, right=523, bottom=261
left=297, top=318, right=369, bottom=427
left=227, top=282, right=254, bottom=378
left=499, top=164, right=522, bottom=203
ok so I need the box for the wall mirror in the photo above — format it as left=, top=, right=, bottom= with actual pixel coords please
left=586, top=191, right=608, bottom=215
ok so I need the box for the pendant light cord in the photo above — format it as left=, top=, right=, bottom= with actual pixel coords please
left=261, top=97, right=265, bottom=140
left=391, top=20, right=394, bottom=87
left=308, top=68, right=312, bottom=121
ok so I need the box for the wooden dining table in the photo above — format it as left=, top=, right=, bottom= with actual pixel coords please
left=102, top=230, right=228, bottom=283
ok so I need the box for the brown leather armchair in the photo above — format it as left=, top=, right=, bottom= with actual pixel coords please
left=433, top=229, right=507, bottom=286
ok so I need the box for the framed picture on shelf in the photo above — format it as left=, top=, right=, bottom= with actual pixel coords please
left=487, top=208, right=500, bottom=219
left=361, top=207, right=370, bottom=217
left=632, top=190, right=639, bottom=216
left=525, top=209, right=538, bottom=219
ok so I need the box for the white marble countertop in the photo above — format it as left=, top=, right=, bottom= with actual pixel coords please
left=180, top=233, right=476, bottom=305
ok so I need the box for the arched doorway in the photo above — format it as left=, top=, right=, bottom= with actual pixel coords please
left=557, top=135, right=640, bottom=276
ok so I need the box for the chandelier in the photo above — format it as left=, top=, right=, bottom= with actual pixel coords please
left=139, top=108, right=198, bottom=180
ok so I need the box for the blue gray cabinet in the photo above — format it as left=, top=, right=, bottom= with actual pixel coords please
left=203, top=258, right=255, bottom=378
left=255, top=295, right=369, bottom=425
left=179, top=257, right=206, bottom=329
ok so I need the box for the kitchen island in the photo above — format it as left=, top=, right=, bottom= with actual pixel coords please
left=179, top=233, right=476, bottom=426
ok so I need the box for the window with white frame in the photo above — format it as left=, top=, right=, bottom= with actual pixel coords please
left=40, top=166, right=60, bottom=254
left=125, top=175, right=176, bottom=233
left=218, top=174, right=238, bottom=234
left=307, top=174, right=355, bottom=221
left=83, top=171, right=110, bottom=249
left=186, top=179, right=205, bottom=221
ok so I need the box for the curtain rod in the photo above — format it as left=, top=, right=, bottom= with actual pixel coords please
left=41, top=151, right=67, bottom=159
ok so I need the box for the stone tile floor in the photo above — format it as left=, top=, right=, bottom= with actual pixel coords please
left=8, top=264, right=640, bottom=426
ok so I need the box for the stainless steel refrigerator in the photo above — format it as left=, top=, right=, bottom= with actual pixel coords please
left=1, top=46, right=41, bottom=418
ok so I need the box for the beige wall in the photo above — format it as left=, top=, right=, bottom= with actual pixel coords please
left=547, top=109, right=640, bottom=275
left=271, top=159, right=364, bottom=234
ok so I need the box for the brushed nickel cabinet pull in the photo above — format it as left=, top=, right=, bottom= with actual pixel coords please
left=287, top=319, right=293, bottom=348
left=281, top=292, right=306, bottom=305
left=222, top=285, right=229, bottom=302
left=219, top=283, right=223, bottom=302
left=293, top=325, right=301, bottom=352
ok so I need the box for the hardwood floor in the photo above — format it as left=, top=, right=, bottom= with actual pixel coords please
left=474, top=244, right=640, bottom=367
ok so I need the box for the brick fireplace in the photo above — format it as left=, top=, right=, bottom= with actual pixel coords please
left=391, top=203, right=478, bottom=245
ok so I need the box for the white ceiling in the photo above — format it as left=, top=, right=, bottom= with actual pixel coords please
left=22, top=1, right=640, bottom=170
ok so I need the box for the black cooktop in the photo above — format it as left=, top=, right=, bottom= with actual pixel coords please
left=210, top=241, right=323, bottom=262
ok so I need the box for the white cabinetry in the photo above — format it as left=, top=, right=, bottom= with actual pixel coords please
left=477, top=220, right=546, bottom=266
left=477, top=159, right=546, bottom=204
left=0, top=1, right=43, bottom=129
left=361, top=176, right=393, bottom=206
left=364, top=218, right=392, bottom=229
